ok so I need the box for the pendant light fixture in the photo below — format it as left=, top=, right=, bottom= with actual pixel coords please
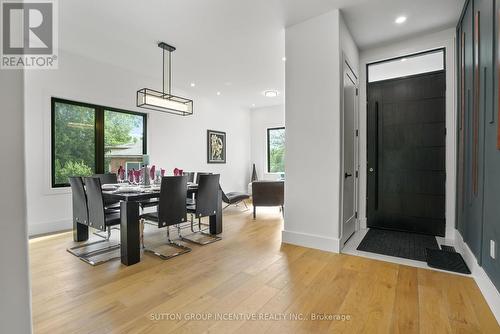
left=137, top=42, right=193, bottom=116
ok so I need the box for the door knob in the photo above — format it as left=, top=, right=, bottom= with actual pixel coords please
left=369, top=168, right=374, bottom=172
left=344, top=172, right=353, bottom=178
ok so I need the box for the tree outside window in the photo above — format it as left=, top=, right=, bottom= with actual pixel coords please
left=267, top=127, right=285, bottom=173
left=52, top=98, right=146, bottom=187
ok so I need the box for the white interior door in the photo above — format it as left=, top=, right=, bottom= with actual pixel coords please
left=341, top=62, right=358, bottom=247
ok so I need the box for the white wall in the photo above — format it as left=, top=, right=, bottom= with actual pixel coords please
left=284, top=9, right=349, bottom=252
left=24, top=49, right=251, bottom=236
left=0, top=72, right=32, bottom=332
left=250, top=105, right=285, bottom=181
left=340, top=12, right=359, bottom=75
left=358, top=28, right=456, bottom=240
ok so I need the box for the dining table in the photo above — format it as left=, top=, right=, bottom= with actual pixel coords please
left=72, top=184, right=223, bottom=266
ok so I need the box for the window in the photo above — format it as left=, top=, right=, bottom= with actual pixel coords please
left=267, top=127, right=285, bottom=173
left=368, top=49, right=445, bottom=83
left=51, top=98, right=147, bottom=187
left=104, top=109, right=145, bottom=176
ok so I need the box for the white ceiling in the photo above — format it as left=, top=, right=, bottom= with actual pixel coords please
left=59, top=0, right=464, bottom=110
left=341, top=0, right=465, bottom=50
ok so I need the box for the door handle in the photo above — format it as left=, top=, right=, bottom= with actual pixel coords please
left=369, top=168, right=374, bottom=173
left=344, top=172, right=353, bottom=178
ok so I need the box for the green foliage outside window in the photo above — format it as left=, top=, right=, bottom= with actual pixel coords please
left=268, top=128, right=285, bottom=173
left=53, top=100, right=145, bottom=186
left=53, top=102, right=95, bottom=185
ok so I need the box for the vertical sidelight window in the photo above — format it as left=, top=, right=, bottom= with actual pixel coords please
left=52, top=101, right=96, bottom=186
left=104, top=109, right=146, bottom=175
left=51, top=98, right=147, bottom=187
left=267, top=127, right=285, bottom=173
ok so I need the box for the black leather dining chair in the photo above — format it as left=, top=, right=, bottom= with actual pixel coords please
left=68, top=176, right=89, bottom=242
left=140, top=176, right=191, bottom=260
left=93, top=173, right=121, bottom=210
left=94, top=173, right=118, bottom=184
left=221, top=187, right=250, bottom=210
left=195, top=172, right=211, bottom=184
left=67, top=176, right=121, bottom=265
left=182, top=174, right=221, bottom=245
left=95, top=172, right=158, bottom=210
left=183, top=172, right=195, bottom=183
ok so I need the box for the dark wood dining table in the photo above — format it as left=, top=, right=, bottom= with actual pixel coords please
left=73, top=185, right=223, bottom=266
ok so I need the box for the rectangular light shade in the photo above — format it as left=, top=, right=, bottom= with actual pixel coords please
left=137, top=88, right=193, bottom=116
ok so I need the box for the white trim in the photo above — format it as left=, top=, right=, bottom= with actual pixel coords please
left=282, top=230, right=340, bottom=253
left=359, top=217, right=367, bottom=229
left=454, top=230, right=500, bottom=324
left=339, top=54, right=360, bottom=246
left=28, top=219, right=72, bottom=237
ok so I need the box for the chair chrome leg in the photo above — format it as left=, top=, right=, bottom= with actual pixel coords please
left=67, top=230, right=120, bottom=266
left=190, top=214, right=196, bottom=233
left=181, top=217, right=222, bottom=246
left=223, top=201, right=249, bottom=211
left=144, top=226, right=191, bottom=260
left=140, top=219, right=145, bottom=249
left=143, top=225, right=191, bottom=260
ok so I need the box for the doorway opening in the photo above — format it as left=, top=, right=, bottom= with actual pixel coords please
left=343, top=49, right=461, bottom=269
left=340, top=58, right=360, bottom=247
left=367, top=49, right=446, bottom=237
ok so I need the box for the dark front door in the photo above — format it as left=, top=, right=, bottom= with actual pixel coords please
left=367, top=70, right=446, bottom=236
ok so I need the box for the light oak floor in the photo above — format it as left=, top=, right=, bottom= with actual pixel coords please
left=30, top=206, right=500, bottom=334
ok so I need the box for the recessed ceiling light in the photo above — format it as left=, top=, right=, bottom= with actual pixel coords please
left=395, top=16, right=407, bottom=24
left=263, top=90, right=279, bottom=98
left=251, top=103, right=256, bottom=107
left=190, top=82, right=196, bottom=87
left=401, top=58, right=407, bottom=62
left=216, top=91, right=221, bottom=96
left=282, top=57, right=287, bottom=62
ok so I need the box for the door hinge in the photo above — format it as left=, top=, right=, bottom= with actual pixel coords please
left=355, top=212, right=358, bottom=218
left=444, top=128, right=447, bottom=136
left=355, top=171, right=359, bottom=178
left=355, top=129, right=359, bottom=137
left=356, top=88, right=359, bottom=96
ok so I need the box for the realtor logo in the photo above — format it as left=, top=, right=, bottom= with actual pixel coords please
left=1, top=0, right=58, bottom=69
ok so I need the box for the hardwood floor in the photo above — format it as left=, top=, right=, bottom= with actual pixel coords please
left=30, top=206, right=499, bottom=334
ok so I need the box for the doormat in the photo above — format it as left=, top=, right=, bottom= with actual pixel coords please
left=357, top=228, right=439, bottom=261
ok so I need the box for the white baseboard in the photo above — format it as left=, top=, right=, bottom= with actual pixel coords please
left=282, top=230, right=340, bottom=253
left=28, top=219, right=72, bottom=237
left=455, top=230, right=500, bottom=324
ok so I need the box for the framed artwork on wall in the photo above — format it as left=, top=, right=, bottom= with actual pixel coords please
left=207, top=130, right=226, bottom=163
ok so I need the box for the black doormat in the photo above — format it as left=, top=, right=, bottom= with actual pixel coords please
left=440, top=245, right=456, bottom=252
left=426, top=249, right=471, bottom=274
left=357, top=228, right=439, bottom=261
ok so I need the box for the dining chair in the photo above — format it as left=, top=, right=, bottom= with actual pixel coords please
left=187, top=172, right=212, bottom=205
left=67, top=177, right=122, bottom=265
left=94, top=173, right=121, bottom=210
left=195, top=172, right=211, bottom=184
left=182, top=174, right=222, bottom=245
left=68, top=176, right=89, bottom=242
left=94, top=173, right=118, bottom=184
left=183, top=172, right=195, bottom=183
left=139, top=176, right=191, bottom=260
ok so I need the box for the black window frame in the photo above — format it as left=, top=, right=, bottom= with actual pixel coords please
left=267, top=126, right=285, bottom=173
left=51, top=97, right=148, bottom=188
